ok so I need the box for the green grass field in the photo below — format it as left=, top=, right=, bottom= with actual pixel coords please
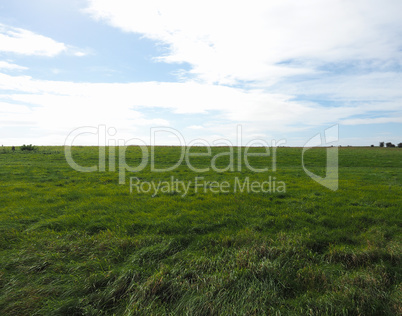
left=0, top=146, right=401, bottom=315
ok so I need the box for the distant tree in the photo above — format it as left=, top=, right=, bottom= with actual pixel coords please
left=386, top=142, right=395, bottom=148
left=379, top=142, right=384, bottom=147
left=21, top=144, right=35, bottom=151
left=398, top=143, right=402, bottom=148
left=371, top=145, right=374, bottom=147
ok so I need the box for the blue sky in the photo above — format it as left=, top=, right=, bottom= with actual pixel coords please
left=0, top=0, right=401, bottom=146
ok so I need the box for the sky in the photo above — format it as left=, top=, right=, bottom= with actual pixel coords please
left=0, top=0, right=401, bottom=146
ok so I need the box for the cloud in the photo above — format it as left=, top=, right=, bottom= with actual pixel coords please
left=1, top=1, right=401, bottom=145
left=0, top=23, right=86, bottom=57
left=85, top=0, right=402, bottom=85
left=0, top=101, right=34, bottom=127
left=341, top=116, right=402, bottom=125
left=81, top=0, right=402, bottom=144
left=1, top=72, right=397, bottom=145
left=0, top=73, right=352, bottom=127
left=73, top=51, right=88, bottom=57
left=187, top=125, right=204, bottom=130
left=0, top=61, right=28, bottom=71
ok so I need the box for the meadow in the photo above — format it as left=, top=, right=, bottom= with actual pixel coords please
left=0, top=146, right=401, bottom=315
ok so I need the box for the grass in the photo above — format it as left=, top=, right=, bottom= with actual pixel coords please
left=0, top=146, right=401, bottom=315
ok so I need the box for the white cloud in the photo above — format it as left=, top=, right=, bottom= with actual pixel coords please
left=342, top=116, right=402, bottom=125
left=0, top=73, right=355, bottom=128
left=0, top=23, right=86, bottom=57
left=0, top=102, right=33, bottom=127
left=1, top=1, right=401, bottom=145
left=275, top=71, right=402, bottom=103
left=187, top=125, right=204, bottom=130
left=0, top=102, right=32, bottom=114
left=0, top=61, right=28, bottom=71
left=85, top=0, right=402, bottom=85
left=73, top=51, right=88, bottom=57
left=0, top=24, right=66, bottom=56
left=1, top=72, right=397, bottom=145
